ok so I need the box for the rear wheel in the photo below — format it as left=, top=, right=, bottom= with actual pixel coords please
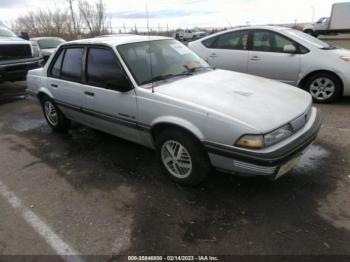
left=155, top=129, right=211, bottom=186
left=304, top=73, right=342, bottom=103
left=41, top=96, right=70, bottom=131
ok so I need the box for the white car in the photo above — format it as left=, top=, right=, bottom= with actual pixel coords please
left=189, top=26, right=350, bottom=103
left=31, top=37, right=66, bottom=63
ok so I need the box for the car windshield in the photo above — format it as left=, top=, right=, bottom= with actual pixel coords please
left=287, top=29, right=336, bottom=50
left=37, top=38, right=65, bottom=49
left=117, top=39, right=210, bottom=86
left=0, top=27, right=16, bottom=37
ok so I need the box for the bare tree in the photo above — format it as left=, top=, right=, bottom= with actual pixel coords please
left=78, top=0, right=108, bottom=37
left=13, top=0, right=108, bottom=39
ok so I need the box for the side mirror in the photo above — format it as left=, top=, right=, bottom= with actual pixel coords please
left=106, top=75, right=133, bottom=92
left=283, top=44, right=297, bottom=53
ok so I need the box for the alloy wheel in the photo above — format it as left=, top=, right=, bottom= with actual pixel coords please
left=44, top=101, right=58, bottom=126
left=309, top=77, right=335, bottom=101
left=161, top=140, right=193, bottom=178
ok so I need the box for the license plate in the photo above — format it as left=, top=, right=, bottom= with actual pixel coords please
left=275, top=156, right=301, bottom=180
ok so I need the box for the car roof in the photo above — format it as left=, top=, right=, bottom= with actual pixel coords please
left=65, top=34, right=172, bottom=47
left=201, top=25, right=293, bottom=39
left=31, top=37, right=64, bottom=41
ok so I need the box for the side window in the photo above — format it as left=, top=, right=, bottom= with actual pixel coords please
left=202, top=36, right=218, bottom=48
left=61, top=48, right=84, bottom=82
left=271, top=33, right=296, bottom=53
left=86, top=48, right=124, bottom=88
left=211, top=31, right=248, bottom=50
left=252, top=30, right=298, bottom=53
left=252, top=31, right=272, bottom=52
left=50, top=49, right=65, bottom=78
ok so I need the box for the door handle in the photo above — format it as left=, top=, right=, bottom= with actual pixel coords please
left=209, top=53, right=217, bottom=58
left=51, top=84, right=58, bottom=88
left=84, top=91, right=95, bottom=97
left=250, top=56, right=261, bottom=61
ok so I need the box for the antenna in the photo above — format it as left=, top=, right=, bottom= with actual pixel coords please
left=145, top=1, right=155, bottom=93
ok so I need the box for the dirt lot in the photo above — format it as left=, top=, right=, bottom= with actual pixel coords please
left=0, top=38, right=350, bottom=261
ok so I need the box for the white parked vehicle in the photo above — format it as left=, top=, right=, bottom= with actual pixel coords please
left=27, top=35, right=321, bottom=185
left=30, top=37, right=66, bottom=64
left=189, top=26, right=350, bottom=103
left=303, top=2, right=350, bottom=37
left=173, top=29, right=194, bottom=41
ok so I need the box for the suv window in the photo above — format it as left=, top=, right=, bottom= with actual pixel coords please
left=61, top=48, right=84, bottom=82
left=203, top=31, right=248, bottom=50
left=50, top=49, right=65, bottom=78
left=86, top=48, right=124, bottom=88
left=252, top=30, right=297, bottom=53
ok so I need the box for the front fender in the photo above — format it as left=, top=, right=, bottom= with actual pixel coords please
left=151, top=116, right=205, bottom=141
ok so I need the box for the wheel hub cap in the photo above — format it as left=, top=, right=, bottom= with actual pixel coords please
left=161, top=140, right=192, bottom=178
left=309, top=77, right=335, bottom=100
left=44, top=101, right=58, bottom=126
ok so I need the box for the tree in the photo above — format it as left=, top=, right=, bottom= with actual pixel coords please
left=78, top=0, right=108, bottom=37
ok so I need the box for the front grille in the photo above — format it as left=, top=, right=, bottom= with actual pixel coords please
left=0, top=44, right=32, bottom=61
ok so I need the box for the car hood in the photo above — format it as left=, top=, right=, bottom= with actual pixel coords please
left=326, top=47, right=350, bottom=57
left=0, top=36, right=27, bottom=44
left=155, top=70, right=312, bottom=132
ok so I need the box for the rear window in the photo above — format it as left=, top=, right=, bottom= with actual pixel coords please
left=50, top=50, right=65, bottom=78
left=61, top=48, right=84, bottom=82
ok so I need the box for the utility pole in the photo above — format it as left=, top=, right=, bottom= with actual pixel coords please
left=311, top=6, right=315, bottom=22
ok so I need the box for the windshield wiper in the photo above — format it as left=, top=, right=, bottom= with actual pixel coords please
left=184, top=66, right=214, bottom=73
left=141, top=71, right=193, bottom=85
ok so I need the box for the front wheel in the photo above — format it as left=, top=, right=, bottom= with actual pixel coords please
left=41, top=96, right=70, bottom=131
left=155, top=129, right=211, bottom=186
left=305, top=73, right=342, bottom=103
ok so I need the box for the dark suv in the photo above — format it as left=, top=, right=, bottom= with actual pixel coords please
left=0, top=25, right=43, bottom=83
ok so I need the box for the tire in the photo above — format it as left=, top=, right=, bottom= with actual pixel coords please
left=155, top=129, right=211, bottom=186
left=41, top=96, right=70, bottom=131
left=304, top=72, right=342, bottom=103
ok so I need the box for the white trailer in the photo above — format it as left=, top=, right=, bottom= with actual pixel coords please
left=303, top=2, right=350, bottom=36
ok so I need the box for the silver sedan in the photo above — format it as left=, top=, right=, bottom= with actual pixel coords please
left=189, top=26, right=350, bottom=103
left=27, top=35, right=322, bottom=185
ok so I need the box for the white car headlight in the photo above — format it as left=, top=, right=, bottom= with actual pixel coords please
left=264, top=124, right=294, bottom=147
left=340, top=56, right=350, bottom=63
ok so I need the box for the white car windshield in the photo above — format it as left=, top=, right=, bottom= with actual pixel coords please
left=37, top=38, right=65, bottom=49
left=117, top=39, right=210, bottom=85
left=0, top=27, right=16, bottom=37
left=287, top=29, right=335, bottom=49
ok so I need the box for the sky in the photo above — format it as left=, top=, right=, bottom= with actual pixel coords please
left=0, top=0, right=344, bottom=30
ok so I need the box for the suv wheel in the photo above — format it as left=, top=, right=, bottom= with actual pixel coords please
left=155, top=129, right=211, bottom=186
left=305, top=73, right=342, bottom=103
left=41, top=96, right=70, bottom=131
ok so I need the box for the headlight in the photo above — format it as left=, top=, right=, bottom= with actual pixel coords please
left=236, top=134, right=264, bottom=149
left=236, top=124, right=294, bottom=149
left=340, top=56, right=350, bottom=63
left=264, top=124, right=294, bottom=147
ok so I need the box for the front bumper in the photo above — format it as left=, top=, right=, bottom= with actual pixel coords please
left=0, top=58, right=43, bottom=83
left=204, top=108, right=322, bottom=177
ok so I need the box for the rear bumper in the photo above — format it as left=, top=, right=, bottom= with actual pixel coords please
left=204, top=108, right=322, bottom=177
left=0, top=58, right=43, bottom=83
